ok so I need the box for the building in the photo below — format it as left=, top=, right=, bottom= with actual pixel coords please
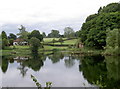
left=13, top=38, right=28, bottom=45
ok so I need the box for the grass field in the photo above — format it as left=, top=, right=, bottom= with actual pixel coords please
left=54, top=39, right=77, bottom=45
left=43, top=38, right=67, bottom=43
left=2, top=38, right=78, bottom=56
left=2, top=45, right=68, bottom=56
left=43, top=38, right=78, bottom=45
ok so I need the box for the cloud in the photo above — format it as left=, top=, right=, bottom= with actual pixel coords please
left=1, top=18, right=83, bottom=35
left=0, top=0, right=119, bottom=24
left=0, top=0, right=119, bottom=34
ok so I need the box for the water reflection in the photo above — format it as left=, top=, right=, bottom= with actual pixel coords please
left=79, top=55, right=120, bottom=88
left=48, top=52, right=64, bottom=63
left=2, top=56, right=9, bottom=73
left=64, top=56, right=75, bottom=68
left=22, top=54, right=44, bottom=72
left=1, top=53, right=120, bottom=88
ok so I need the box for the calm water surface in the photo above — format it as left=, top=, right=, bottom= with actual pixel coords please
left=0, top=52, right=120, bottom=88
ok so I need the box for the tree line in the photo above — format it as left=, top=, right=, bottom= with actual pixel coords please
left=78, top=2, right=120, bottom=55
left=1, top=25, right=79, bottom=54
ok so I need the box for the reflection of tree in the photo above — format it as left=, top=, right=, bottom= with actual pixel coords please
left=48, top=52, right=64, bottom=64
left=79, top=55, right=107, bottom=87
left=17, top=62, right=28, bottom=77
left=1, top=56, right=9, bottom=73
left=105, top=56, right=120, bottom=88
left=8, top=57, right=14, bottom=64
left=79, top=55, right=120, bottom=88
left=23, top=53, right=44, bottom=71
left=64, top=56, right=75, bottom=68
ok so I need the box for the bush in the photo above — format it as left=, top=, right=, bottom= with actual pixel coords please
left=105, top=29, right=120, bottom=55
left=29, top=37, right=41, bottom=54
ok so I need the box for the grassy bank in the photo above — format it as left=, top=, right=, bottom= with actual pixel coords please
left=1, top=38, right=104, bottom=56
left=2, top=45, right=103, bottom=56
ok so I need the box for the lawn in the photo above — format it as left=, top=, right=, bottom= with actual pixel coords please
left=54, top=39, right=77, bottom=45
left=43, top=38, right=67, bottom=43
left=2, top=38, right=78, bottom=56
left=2, top=46, right=30, bottom=56
left=2, top=45, right=68, bottom=56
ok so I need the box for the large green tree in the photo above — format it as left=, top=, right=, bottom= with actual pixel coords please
left=1, top=31, right=7, bottom=39
left=8, top=33, right=17, bottom=40
left=64, top=27, right=75, bottom=38
left=29, top=37, right=41, bottom=54
left=79, top=2, right=120, bottom=49
left=42, top=32, right=46, bottom=38
left=1, top=31, right=9, bottom=49
left=28, top=30, right=43, bottom=42
left=105, top=28, right=120, bottom=55
left=17, top=25, right=28, bottom=41
left=47, top=30, right=60, bottom=38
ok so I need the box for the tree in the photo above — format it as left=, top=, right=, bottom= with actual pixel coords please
left=1, top=31, right=7, bottom=39
left=64, top=27, right=75, bottom=38
left=98, top=7, right=102, bottom=14
left=2, top=38, right=9, bottom=49
left=17, top=25, right=28, bottom=41
left=85, top=28, right=106, bottom=49
left=1, top=31, right=9, bottom=49
left=59, top=37, right=64, bottom=45
left=105, top=28, right=120, bottom=55
left=52, top=39, right=56, bottom=46
left=29, top=37, right=41, bottom=54
left=28, top=30, right=43, bottom=42
left=9, top=39, right=14, bottom=45
left=42, top=32, right=46, bottom=38
left=8, top=33, right=17, bottom=40
left=47, top=30, right=60, bottom=38
left=79, top=2, right=120, bottom=49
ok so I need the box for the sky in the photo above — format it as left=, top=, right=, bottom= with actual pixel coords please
left=0, top=0, right=119, bottom=35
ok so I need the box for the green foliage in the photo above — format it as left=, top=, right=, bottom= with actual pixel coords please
left=8, top=33, right=17, bottom=40
left=42, top=32, right=46, bottom=38
left=1, top=31, right=7, bottom=39
left=17, top=25, right=29, bottom=41
left=28, top=30, right=43, bottom=42
left=59, top=37, right=64, bottom=45
left=105, top=28, right=120, bottom=55
left=64, top=27, right=75, bottom=38
left=9, top=39, right=14, bottom=45
left=1, top=31, right=9, bottom=49
left=85, top=14, right=98, bottom=22
left=2, top=38, right=9, bottom=49
left=79, top=2, right=120, bottom=49
left=2, top=56, right=9, bottom=73
left=31, top=74, right=52, bottom=89
left=47, top=30, right=60, bottom=38
left=100, top=3, right=120, bottom=13
left=29, top=37, right=41, bottom=54
left=52, top=38, right=56, bottom=45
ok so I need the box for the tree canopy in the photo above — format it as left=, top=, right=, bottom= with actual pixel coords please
left=64, top=27, right=75, bottom=38
left=17, top=25, right=28, bottom=41
left=28, top=30, right=43, bottom=42
left=79, top=2, right=120, bottom=49
left=29, top=37, right=41, bottom=54
left=105, top=28, right=120, bottom=55
left=8, top=33, right=17, bottom=40
left=47, top=30, right=60, bottom=38
left=1, top=31, right=7, bottom=39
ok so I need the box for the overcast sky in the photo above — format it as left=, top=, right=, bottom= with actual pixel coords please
left=0, top=0, right=119, bottom=35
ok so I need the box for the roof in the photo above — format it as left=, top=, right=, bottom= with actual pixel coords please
left=13, top=38, right=24, bottom=42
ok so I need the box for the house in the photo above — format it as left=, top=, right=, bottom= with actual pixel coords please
left=13, top=38, right=28, bottom=45
left=76, top=42, right=84, bottom=48
left=78, top=42, right=84, bottom=48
